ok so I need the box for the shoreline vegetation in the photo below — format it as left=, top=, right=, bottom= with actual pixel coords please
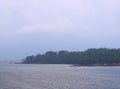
left=21, top=48, right=120, bottom=66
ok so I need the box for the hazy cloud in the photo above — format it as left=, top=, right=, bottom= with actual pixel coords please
left=0, top=0, right=120, bottom=59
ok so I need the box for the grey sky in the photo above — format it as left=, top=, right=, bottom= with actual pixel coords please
left=0, top=0, right=120, bottom=60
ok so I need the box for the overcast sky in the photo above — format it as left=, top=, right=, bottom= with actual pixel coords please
left=0, top=0, right=120, bottom=60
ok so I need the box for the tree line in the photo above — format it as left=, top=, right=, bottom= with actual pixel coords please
left=22, top=48, right=120, bottom=65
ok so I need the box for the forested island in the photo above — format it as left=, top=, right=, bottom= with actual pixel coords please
left=22, top=48, right=120, bottom=66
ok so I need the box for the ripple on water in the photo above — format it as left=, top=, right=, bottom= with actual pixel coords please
left=0, top=64, right=120, bottom=89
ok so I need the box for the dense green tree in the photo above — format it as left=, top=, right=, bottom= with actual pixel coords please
left=22, top=48, right=120, bottom=65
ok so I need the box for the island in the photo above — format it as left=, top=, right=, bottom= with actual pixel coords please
left=22, top=48, right=120, bottom=66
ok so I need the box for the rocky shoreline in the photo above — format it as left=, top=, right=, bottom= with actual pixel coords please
left=71, top=63, right=120, bottom=67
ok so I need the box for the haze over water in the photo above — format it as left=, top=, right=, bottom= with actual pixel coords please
left=0, top=64, right=120, bottom=89
left=0, top=0, right=120, bottom=88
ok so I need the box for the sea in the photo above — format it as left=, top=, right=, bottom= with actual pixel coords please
left=0, top=64, right=120, bottom=89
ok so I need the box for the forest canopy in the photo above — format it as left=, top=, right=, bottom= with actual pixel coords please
left=22, top=48, right=120, bottom=65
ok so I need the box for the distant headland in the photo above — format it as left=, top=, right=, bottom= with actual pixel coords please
left=21, top=48, right=120, bottom=66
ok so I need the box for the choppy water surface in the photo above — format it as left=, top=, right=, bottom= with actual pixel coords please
left=0, top=64, right=120, bottom=89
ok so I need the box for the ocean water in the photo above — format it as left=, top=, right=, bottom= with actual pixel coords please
left=0, top=64, right=120, bottom=89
